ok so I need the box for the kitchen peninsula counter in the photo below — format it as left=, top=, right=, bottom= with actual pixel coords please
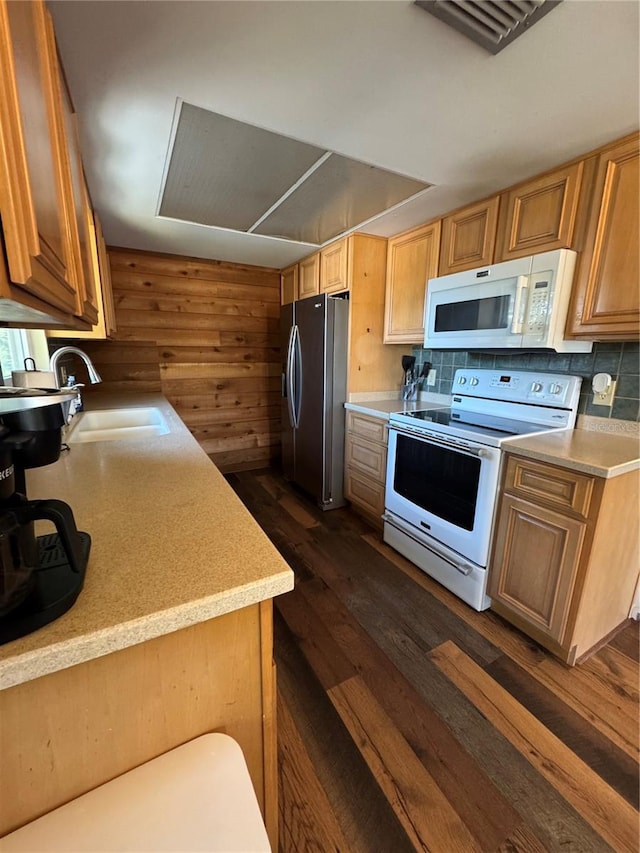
left=0, top=393, right=293, bottom=844
left=0, top=393, right=293, bottom=689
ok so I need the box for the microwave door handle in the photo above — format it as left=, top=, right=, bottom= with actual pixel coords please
left=510, top=276, right=529, bottom=334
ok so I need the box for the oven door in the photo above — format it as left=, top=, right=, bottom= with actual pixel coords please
left=385, top=425, right=501, bottom=567
left=424, top=257, right=533, bottom=349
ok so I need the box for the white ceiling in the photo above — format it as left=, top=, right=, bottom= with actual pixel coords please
left=49, top=0, right=640, bottom=270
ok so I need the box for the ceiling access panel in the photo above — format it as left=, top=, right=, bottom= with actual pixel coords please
left=253, top=154, right=431, bottom=246
left=158, top=102, right=326, bottom=232
left=414, top=0, right=563, bottom=55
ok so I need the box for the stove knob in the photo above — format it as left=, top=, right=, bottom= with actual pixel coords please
left=549, top=383, right=563, bottom=394
left=531, top=382, right=543, bottom=392
left=458, top=376, right=467, bottom=385
left=469, top=377, right=479, bottom=386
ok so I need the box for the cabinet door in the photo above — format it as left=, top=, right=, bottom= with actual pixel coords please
left=0, top=0, right=79, bottom=315
left=320, top=238, right=349, bottom=294
left=383, top=220, right=440, bottom=344
left=346, top=434, right=387, bottom=484
left=58, top=74, right=99, bottom=324
left=566, top=133, right=639, bottom=339
left=298, top=253, right=319, bottom=299
left=495, top=162, right=585, bottom=262
left=95, top=215, right=117, bottom=338
left=489, top=494, right=586, bottom=643
left=49, top=212, right=117, bottom=340
left=345, top=469, right=385, bottom=522
left=280, top=264, right=298, bottom=305
left=439, top=197, right=499, bottom=276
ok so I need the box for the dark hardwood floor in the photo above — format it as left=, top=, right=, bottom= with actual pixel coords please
left=226, top=469, right=640, bottom=853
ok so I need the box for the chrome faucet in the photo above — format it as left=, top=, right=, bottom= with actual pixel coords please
left=49, top=346, right=102, bottom=388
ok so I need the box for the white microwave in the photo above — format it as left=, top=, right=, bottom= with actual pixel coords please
left=424, top=249, right=592, bottom=352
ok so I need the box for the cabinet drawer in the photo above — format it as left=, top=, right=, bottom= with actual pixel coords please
left=346, top=411, right=388, bottom=444
left=345, top=469, right=385, bottom=521
left=346, top=435, right=387, bottom=484
left=504, top=455, right=594, bottom=520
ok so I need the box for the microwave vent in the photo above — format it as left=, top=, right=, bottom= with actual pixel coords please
left=414, top=0, right=562, bottom=54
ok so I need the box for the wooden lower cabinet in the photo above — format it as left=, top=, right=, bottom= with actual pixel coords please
left=0, top=601, right=278, bottom=850
left=345, top=410, right=388, bottom=527
left=489, top=454, right=639, bottom=664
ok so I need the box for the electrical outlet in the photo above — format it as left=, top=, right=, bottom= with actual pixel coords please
left=592, top=379, right=616, bottom=407
left=426, top=369, right=436, bottom=387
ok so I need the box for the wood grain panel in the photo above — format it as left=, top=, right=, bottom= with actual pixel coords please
left=363, top=533, right=639, bottom=758
left=329, top=675, right=481, bottom=852
left=431, top=641, right=639, bottom=853
left=109, top=247, right=279, bottom=287
left=107, top=270, right=280, bottom=302
left=78, top=247, right=281, bottom=471
left=277, top=693, right=350, bottom=852
left=0, top=608, right=268, bottom=837
left=115, top=291, right=279, bottom=318
left=296, top=576, right=525, bottom=850
left=227, top=470, right=639, bottom=852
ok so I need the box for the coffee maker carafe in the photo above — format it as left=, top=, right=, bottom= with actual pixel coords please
left=0, top=391, right=90, bottom=645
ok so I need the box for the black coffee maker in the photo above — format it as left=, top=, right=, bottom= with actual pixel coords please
left=0, top=390, right=90, bottom=645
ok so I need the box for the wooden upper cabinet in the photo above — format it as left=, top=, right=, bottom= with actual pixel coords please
left=439, top=197, right=499, bottom=276
left=48, top=212, right=117, bottom=340
left=495, top=162, right=585, bottom=262
left=320, top=238, right=349, bottom=294
left=57, top=73, right=99, bottom=325
left=383, top=220, right=441, bottom=344
left=280, top=264, right=298, bottom=305
left=566, top=132, right=640, bottom=340
left=95, top=216, right=117, bottom=338
left=298, top=252, right=320, bottom=299
left=0, top=0, right=79, bottom=317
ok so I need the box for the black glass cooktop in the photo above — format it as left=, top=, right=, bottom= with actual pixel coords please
left=393, top=407, right=549, bottom=439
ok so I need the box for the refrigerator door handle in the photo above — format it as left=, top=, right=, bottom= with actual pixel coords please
left=293, top=323, right=302, bottom=428
left=285, top=324, right=297, bottom=428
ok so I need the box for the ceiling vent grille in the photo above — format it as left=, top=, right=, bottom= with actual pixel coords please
left=414, top=0, right=562, bottom=54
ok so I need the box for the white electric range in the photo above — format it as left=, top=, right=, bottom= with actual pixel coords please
left=383, top=368, right=582, bottom=610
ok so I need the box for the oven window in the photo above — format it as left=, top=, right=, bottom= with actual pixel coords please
left=393, top=434, right=481, bottom=530
left=434, top=294, right=510, bottom=332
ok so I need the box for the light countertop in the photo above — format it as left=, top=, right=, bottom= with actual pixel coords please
left=0, top=394, right=294, bottom=690
left=505, top=429, right=640, bottom=478
left=345, top=393, right=449, bottom=420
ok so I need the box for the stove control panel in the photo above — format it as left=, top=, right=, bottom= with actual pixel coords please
left=454, top=369, right=582, bottom=409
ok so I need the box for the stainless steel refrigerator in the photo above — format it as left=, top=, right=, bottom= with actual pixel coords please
left=281, top=293, right=348, bottom=510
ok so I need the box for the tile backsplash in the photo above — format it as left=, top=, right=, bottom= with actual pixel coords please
left=411, top=342, right=640, bottom=422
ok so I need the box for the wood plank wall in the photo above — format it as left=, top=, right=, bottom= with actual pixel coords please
left=64, top=247, right=282, bottom=472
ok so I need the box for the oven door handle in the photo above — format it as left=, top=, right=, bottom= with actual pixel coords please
left=389, top=425, right=488, bottom=459
left=382, top=513, right=473, bottom=576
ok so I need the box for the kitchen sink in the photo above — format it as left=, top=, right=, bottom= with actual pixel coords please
left=66, top=407, right=170, bottom=444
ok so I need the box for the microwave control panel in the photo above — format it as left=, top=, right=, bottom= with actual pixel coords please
left=524, top=277, right=551, bottom=336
